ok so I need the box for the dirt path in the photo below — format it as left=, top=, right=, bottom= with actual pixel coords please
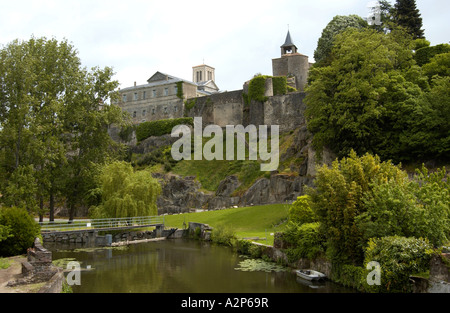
left=0, top=256, right=26, bottom=293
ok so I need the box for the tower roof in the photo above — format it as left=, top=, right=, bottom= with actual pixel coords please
left=281, top=30, right=296, bottom=48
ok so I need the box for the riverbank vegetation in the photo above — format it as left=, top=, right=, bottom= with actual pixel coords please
left=281, top=152, right=448, bottom=292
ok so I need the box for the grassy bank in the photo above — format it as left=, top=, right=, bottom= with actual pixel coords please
left=163, top=204, right=290, bottom=246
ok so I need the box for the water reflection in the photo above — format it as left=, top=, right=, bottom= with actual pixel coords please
left=48, top=239, right=354, bottom=293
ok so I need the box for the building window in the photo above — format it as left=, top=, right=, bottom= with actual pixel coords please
left=174, top=106, right=178, bottom=113
left=208, top=71, right=212, bottom=81
left=164, top=107, right=168, bottom=114
left=133, top=111, right=137, bottom=118
left=152, top=108, right=155, bottom=115
left=134, top=93, right=138, bottom=101
left=197, top=71, right=202, bottom=82
left=174, top=86, right=178, bottom=94
left=164, top=88, right=169, bottom=96
left=143, top=91, right=146, bottom=100
left=152, top=90, right=156, bottom=98
left=123, top=94, right=127, bottom=102
left=142, top=110, right=146, bottom=116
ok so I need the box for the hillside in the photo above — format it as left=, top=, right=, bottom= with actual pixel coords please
left=123, top=122, right=331, bottom=215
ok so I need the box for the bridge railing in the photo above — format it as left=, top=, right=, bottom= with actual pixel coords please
left=39, top=216, right=164, bottom=232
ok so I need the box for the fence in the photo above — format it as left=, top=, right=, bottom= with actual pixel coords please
left=39, top=216, right=164, bottom=233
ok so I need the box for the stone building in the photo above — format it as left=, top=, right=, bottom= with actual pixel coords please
left=272, top=30, right=311, bottom=92
left=118, top=65, right=219, bottom=124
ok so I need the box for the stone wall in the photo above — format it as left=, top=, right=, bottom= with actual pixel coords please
left=185, top=89, right=244, bottom=127
left=42, top=230, right=96, bottom=245
left=7, top=238, right=64, bottom=293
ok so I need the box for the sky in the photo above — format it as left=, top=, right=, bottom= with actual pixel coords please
left=0, top=0, right=448, bottom=92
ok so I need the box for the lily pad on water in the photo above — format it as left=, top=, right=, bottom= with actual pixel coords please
left=234, top=259, right=287, bottom=273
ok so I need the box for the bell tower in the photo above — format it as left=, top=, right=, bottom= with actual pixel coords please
left=281, top=30, right=298, bottom=55
left=192, top=64, right=215, bottom=84
left=272, top=30, right=310, bottom=92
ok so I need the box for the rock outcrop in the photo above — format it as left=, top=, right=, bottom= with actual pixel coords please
left=240, top=174, right=313, bottom=206
left=154, top=173, right=213, bottom=214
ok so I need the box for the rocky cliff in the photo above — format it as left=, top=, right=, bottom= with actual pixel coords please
left=150, top=124, right=335, bottom=214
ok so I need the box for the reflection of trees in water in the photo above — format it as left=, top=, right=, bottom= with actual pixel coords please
left=53, top=241, right=355, bottom=293
left=59, top=245, right=163, bottom=293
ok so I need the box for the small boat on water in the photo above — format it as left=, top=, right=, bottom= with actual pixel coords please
left=295, top=269, right=327, bottom=281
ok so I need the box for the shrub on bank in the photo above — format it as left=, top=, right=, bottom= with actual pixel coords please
left=0, top=207, right=41, bottom=257
left=363, top=236, right=435, bottom=293
left=210, top=225, right=236, bottom=247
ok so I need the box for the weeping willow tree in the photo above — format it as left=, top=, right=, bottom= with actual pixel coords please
left=92, top=161, right=161, bottom=218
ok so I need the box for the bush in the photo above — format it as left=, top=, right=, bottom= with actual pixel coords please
left=136, top=117, right=194, bottom=142
left=0, top=207, right=41, bottom=257
left=235, top=239, right=252, bottom=255
left=363, top=236, right=434, bottom=293
left=283, top=222, right=326, bottom=261
left=357, top=166, right=450, bottom=247
left=331, top=263, right=366, bottom=292
left=210, top=225, right=236, bottom=247
left=288, top=195, right=316, bottom=225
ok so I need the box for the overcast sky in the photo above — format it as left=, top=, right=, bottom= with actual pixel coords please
left=1, top=0, right=448, bottom=92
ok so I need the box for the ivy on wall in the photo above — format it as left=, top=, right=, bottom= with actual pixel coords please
left=248, top=75, right=269, bottom=103
left=176, top=81, right=184, bottom=99
left=272, top=76, right=288, bottom=96
left=247, top=75, right=290, bottom=103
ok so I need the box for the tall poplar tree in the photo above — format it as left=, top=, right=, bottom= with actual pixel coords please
left=393, top=0, right=425, bottom=39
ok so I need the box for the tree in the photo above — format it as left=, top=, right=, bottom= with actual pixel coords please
left=306, top=28, right=431, bottom=162
left=306, top=151, right=406, bottom=265
left=0, top=37, right=127, bottom=221
left=313, top=15, right=368, bottom=66
left=393, top=0, right=425, bottom=39
left=91, top=161, right=161, bottom=219
left=62, top=66, right=127, bottom=221
left=0, top=37, right=74, bottom=218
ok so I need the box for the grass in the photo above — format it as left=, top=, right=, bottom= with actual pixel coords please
left=0, top=258, right=11, bottom=269
left=163, top=203, right=290, bottom=246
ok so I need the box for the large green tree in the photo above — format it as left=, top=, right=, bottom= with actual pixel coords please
left=313, top=15, right=368, bottom=66
left=0, top=37, right=127, bottom=221
left=305, top=28, right=437, bottom=162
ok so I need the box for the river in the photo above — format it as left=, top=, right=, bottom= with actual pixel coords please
left=48, top=239, right=354, bottom=293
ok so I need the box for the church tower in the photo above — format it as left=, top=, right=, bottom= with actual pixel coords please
left=192, top=63, right=219, bottom=95
left=272, top=30, right=310, bottom=92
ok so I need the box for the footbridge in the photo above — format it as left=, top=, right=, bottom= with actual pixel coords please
left=40, top=216, right=166, bottom=245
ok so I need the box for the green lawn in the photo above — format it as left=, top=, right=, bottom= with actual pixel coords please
left=163, top=204, right=290, bottom=246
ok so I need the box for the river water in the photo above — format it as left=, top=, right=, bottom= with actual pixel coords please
left=48, top=239, right=354, bottom=293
